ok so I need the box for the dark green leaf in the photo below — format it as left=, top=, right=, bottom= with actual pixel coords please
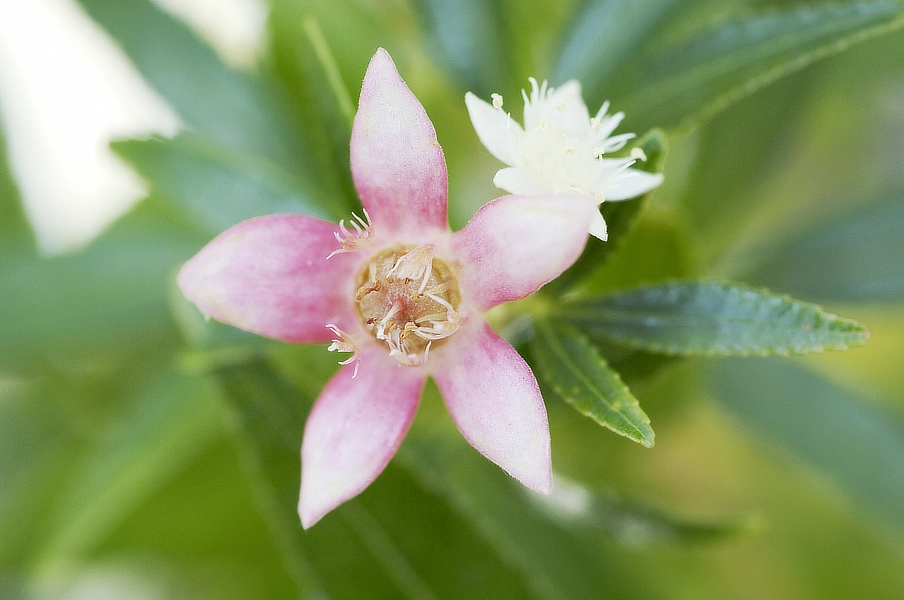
left=552, top=0, right=683, bottom=95
left=531, top=318, right=654, bottom=446
left=745, top=188, right=904, bottom=302
left=114, top=133, right=335, bottom=236
left=76, top=0, right=313, bottom=174
left=709, top=358, right=904, bottom=532
left=560, top=280, right=869, bottom=356
left=413, top=0, right=511, bottom=96
left=548, top=129, right=667, bottom=294
left=218, top=357, right=537, bottom=600
left=619, top=0, right=904, bottom=129
left=0, top=199, right=203, bottom=373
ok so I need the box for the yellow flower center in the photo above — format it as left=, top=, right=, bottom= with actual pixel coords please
left=355, top=245, right=461, bottom=366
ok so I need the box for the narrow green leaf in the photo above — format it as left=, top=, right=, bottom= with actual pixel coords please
left=619, top=0, right=904, bottom=129
left=552, top=0, right=683, bottom=95
left=561, top=281, right=869, bottom=356
left=709, top=358, right=904, bottom=532
left=113, top=133, right=335, bottom=236
left=34, top=365, right=223, bottom=572
left=0, top=199, right=203, bottom=373
left=745, top=188, right=904, bottom=302
left=412, top=0, right=511, bottom=96
left=548, top=129, right=666, bottom=294
left=76, top=0, right=313, bottom=174
left=217, top=357, right=537, bottom=600
left=531, top=318, right=654, bottom=447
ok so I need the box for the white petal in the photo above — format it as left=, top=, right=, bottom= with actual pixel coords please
left=603, top=169, right=664, bottom=201
left=465, top=92, right=523, bottom=166
left=493, top=166, right=550, bottom=195
left=589, top=210, right=608, bottom=241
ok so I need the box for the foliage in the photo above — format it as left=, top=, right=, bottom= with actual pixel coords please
left=2, top=0, right=904, bottom=598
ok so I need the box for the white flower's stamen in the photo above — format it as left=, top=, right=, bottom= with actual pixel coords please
left=354, top=245, right=462, bottom=367
left=491, top=93, right=503, bottom=109
left=327, top=209, right=374, bottom=259
left=592, top=147, right=605, bottom=159
left=326, top=324, right=360, bottom=378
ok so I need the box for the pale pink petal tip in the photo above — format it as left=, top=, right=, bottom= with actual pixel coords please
left=177, top=214, right=359, bottom=344
left=433, top=321, right=553, bottom=494
left=452, top=194, right=595, bottom=310
left=351, top=48, right=448, bottom=237
left=299, top=347, right=427, bottom=528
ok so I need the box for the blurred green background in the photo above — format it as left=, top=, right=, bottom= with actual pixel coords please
left=2, top=0, right=904, bottom=598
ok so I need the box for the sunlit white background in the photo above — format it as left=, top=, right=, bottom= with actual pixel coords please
left=0, top=0, right=268, bottom=253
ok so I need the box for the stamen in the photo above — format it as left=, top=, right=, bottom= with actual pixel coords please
left=491, top=93, right=503, bottom=109
left=326, top=324, right=360, bottom=378
left=353, top=246, right=462, bottom=367
left=327, top=209, right=374, bottom=259
left=593, top=147, right=605, bottom=159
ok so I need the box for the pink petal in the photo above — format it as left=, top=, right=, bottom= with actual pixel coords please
left=177, top=214, right=359, bottom=343
left=299, top=345, right=427, bottom=528
left=432, top=320, right=552, bottom=493
left=451, top=195, right=594, bottom=310
left=351, top=48, right=448, bottom=237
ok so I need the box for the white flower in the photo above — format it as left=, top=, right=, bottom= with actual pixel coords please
left=465, top=78, right=664, bottom=241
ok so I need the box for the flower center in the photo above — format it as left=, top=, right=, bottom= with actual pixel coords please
left=355, top=245, right=461, bottom=366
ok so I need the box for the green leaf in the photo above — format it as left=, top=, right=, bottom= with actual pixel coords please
left=531, top=318, right=654, bottom=447
left=552, top=0, right=683, bottom=95
left=76, top=0, right=313, bottom=174
left=0, top=199, right=203, bottom=373
left=709, top=358, right=904, bottom=532
left=547, top=129, right=667, bottom=294
left=560, top=281, right=869, bottom=356
left=744, top=188, right=904, bottom=302
left=33, top=364, right=224, bottom=572
left=412, top=0, right=511, bottom=96
left=0, top=122, right=34, bottom=252
left=618, top=0, right=904, bottom=129
left=218, top=357, right=537, bottom=600
left=113, top=133, right=335, bottom=236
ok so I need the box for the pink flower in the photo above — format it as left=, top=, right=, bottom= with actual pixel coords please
left=178, top=49, right=594, bottom=528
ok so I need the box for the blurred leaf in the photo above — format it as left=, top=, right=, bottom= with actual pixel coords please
left=709, top=358, right=904, bottom=532
left=531, top=318, right=654, bottom=447
left=619, top=0, right=904, bottom=129
left=34, top=364, right=224, bottom=572
left=532, top=476, right=751, bottom=547
left=0, top=199, right=203, bottom=373
left=412, top=0, right=511, bottom=95
left=400, top=396, right=663, bottom=600
left=218, top=358, right=537, bottom=600
left=744, top=188, right=904, bottom=302
left=560, top=281, right=869, bottom=356
left=549, top=129, right=666, bottom=294
left=0, top=382, right=76, bottom=570
left=678, top=77, right=809, bottom=260
left=0, top=122, right=33, bottom=252
left=76, top=0, right=313, bottom=175
left=114, top=133, right=336, bottom=236
left=552, top=0, right=683, bottom=95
